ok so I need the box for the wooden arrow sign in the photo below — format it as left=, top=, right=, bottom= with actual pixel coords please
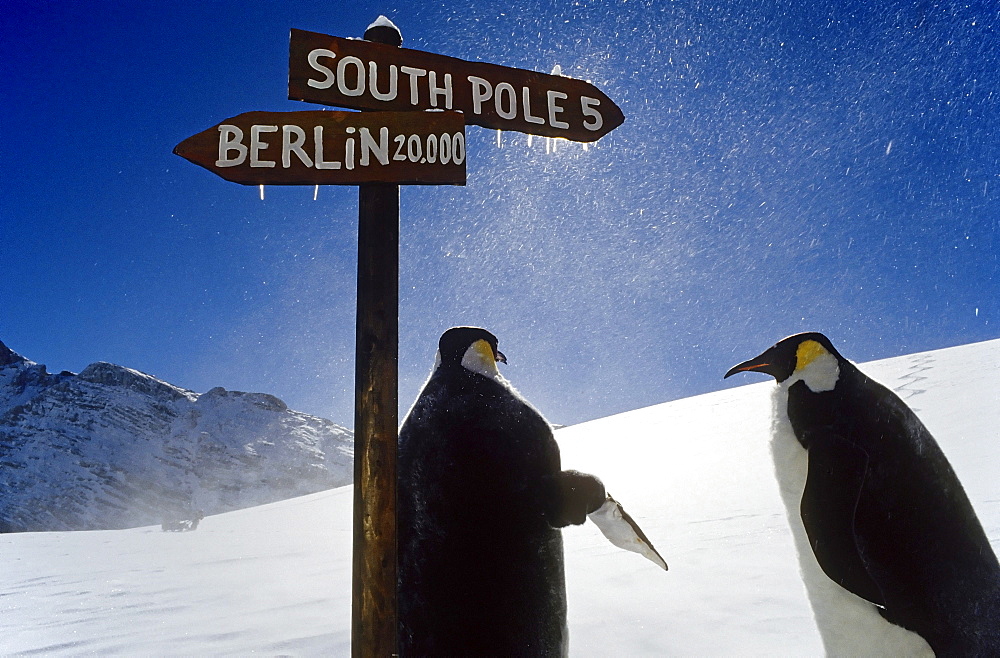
left=173, top=110, right=466, bottom=185
left=288, top=28, right=624, bottom=143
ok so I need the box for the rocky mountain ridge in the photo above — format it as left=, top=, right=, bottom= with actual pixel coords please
left=0, top=339, right=353, bottom=532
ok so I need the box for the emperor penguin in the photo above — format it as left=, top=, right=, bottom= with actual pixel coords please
left=725, top=332, right=1000, bottom=656
left=397, top=327, right=606, bottom=657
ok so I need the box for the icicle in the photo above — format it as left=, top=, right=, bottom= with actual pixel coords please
left=527, top=134, right=534, bottom=148
left=496, top=130, right=502, bottom=148
left=313, top=185, right=319, bottom=201
left=259, top=185, right=265, bottom=200
left=548, top=66, right=561, bottom=155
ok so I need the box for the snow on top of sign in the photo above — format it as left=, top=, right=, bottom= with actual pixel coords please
left=367, top=15, right=399, bottom=32
left=363, top=15, right=402, bottom=46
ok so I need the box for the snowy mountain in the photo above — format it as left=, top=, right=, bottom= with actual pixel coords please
left=0, top=339, right=353, bottom=532
left=1, top=338, right=998, bottom=655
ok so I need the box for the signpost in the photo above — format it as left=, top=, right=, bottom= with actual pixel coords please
left=289, top=28, right=624, bottom=142
left=175, top=17, right=621, bottom=658
left=350, top=22, right=401, bottom=658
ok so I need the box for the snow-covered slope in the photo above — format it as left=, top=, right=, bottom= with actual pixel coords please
left=0, top=340, right=353, bottom=532
left=1, top=339, right=998, bottom=655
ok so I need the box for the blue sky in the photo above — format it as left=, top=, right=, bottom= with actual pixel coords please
left=2, top=1, right=998, bottom=427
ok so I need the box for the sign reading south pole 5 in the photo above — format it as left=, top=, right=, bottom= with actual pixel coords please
left=173, top=110, right=466, bottom=186
left=289, top=28, right=624, bottom=142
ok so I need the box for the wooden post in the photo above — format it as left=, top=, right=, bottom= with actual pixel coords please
left=352, top=20, right=401, bottom=658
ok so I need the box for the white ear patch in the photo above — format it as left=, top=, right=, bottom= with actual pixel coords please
left=796, top=351, right=840, bottom=392
left=461, top=339, right=501, bottom=379
left=789, top=341, right=840, bottom=392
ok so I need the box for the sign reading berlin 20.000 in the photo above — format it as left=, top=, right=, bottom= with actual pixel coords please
left=173, top=110, right=466, bottom=186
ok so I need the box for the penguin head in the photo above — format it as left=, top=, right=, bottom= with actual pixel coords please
left=436, top=326, right=508, bottom=379
left=724, top=332, right=844, bottom=392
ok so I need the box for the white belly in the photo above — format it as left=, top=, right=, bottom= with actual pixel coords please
left=769, top=386, right=934, bottom=657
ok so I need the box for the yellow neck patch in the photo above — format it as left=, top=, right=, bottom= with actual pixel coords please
left=795, top=340, right=829, bottom=372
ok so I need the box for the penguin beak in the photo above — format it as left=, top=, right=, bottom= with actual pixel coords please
left=495, top=350, right=507, bottom=365
left=724, top=350, right=779, bottom=380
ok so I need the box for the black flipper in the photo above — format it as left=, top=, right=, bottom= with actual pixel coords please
left=549, top=470, right=606, bottom=527
left=800, top=431, right=885, bottom=606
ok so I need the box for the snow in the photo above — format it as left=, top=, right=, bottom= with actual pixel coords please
left=1, top=490, right=352, bottom=654
left=367, top=15, right=399, bottom=33
left=2, top=338, right=999, bottom=655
